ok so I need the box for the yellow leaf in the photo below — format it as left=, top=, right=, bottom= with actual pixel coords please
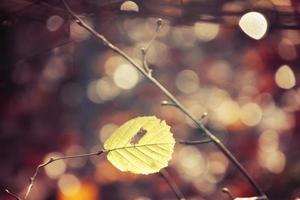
left=104, top=116, right=175, bottom=174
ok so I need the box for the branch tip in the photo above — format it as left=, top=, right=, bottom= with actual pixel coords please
left=199, top=112, right=208, bottom=121
left=161, top=100, right=177, bottom=107
left=222, top=187, right=235, bottom=199
left=5, top=189, right=21, bottom=200
left=156, top=18, right=163, bottom=28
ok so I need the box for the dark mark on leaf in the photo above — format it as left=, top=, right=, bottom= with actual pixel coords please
left=130, top=128, right=147, bottom=144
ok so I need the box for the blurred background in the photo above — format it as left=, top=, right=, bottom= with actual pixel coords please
left=1, top=0, right=300, bottom=199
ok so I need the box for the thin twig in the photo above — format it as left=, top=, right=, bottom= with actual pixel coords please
left=15, top=39, right=75, bottom=65
left=141, top=47, right=152, bottom=75
left=178, top=139, right=211, bottom=145
left=144, top=18, right=163, bottom=53
left=159, top=169, right=186, bottom=200
left=222, top=188, right=235, bottom=200
left=140, top=18, right=162, bottom=74
left=162, top=100, right=208, bottom=122
left=6, top=149, right=104, bottom=200
left=60, top=0, right=267, bottom=198
left=199, top=112, right=208, bottom=121
left=161, top=100, right=179, bottom=107
left=5, top=189, right=21, bottom=200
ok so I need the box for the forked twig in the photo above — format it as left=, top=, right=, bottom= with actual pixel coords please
left=161, top=100, right=208, bottom=123
left=140, top=18, right=162, bottom=74
left=5, top=150, right=104, bottom=200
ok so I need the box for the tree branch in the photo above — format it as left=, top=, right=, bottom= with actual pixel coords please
left=60, top=0, right=268, bottom=198
left=5, top=189, right=21, bottom=200
left=159, top=169, right=186, bottom=200
left=178, top=139, right=212, bottom=145
left=5, top=149, right=104, bottom=200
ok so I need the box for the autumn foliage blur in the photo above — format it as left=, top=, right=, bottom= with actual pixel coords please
left=1, top=0, right=300, bottom=199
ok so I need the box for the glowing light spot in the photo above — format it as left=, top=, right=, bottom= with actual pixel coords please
left=261, top=104, right=294, bottom=131
left=96, top=77, right=120, bottom=101
left=206, top=88, right=231, bottom=112
left=135, top=197, right=151, bottom=200
left=258, top=150, right=286, bottom=174
left=99, top=123, right=119, bottom=143
left=44, top=152, right=66, bottom=179
left=175, top=70, right=199, bottom=94
left=47, top=15, right=64, bottom=32
left=239, top=12, right=268, bottom=40
left=259, top=130, right=279, bottom=152
left=271, top=0, right=291, bottom=6
left=193, top=178, right=216, bottom=194
left=208, top=60, right=232, bottom=84
left=172, top=26, right=196, bottom=48
left=216, top=100, right=240, bottom=125
left=194, top=22, right=220, bottom=42
left=87, top=78, right=120, bottom=103
left=58, top=174, right=81, bottom=196
left=240, top=103, right=262, bottom=126
left=58, top=181, right=98, bottom=200
left=104, top=56, right=124, bottom=77
left=208, top=152, right=228, bottom=176
left=176, top=147, right=207, bottom=180
left=87, top=81, right=101, bottom=103
left=120, top=1, right=139, bottom=12
left=275, top=65, right=296, bottom=89
left=113, top=64, right=139, bottom=90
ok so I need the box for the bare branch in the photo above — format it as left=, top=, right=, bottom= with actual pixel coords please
left=6, top=149, right=104, bottom=200
left=178, top=139, right=211, bottom=145
left=161, top=100, right=178, bottom=107
left=141, top=47, right=152, bottom=75
left=222, top=187, right=235, bottom=200
left=140, top=18, right=163, bottom=75
left=159, top=169, right=186, bottom=200
left=5, top=189, right=21, bottom=200
left=144, top=18, right=163, bottom=54
left=161, top=100, right=208, bottom=122
left=60, top=0, right=267, bottom=198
